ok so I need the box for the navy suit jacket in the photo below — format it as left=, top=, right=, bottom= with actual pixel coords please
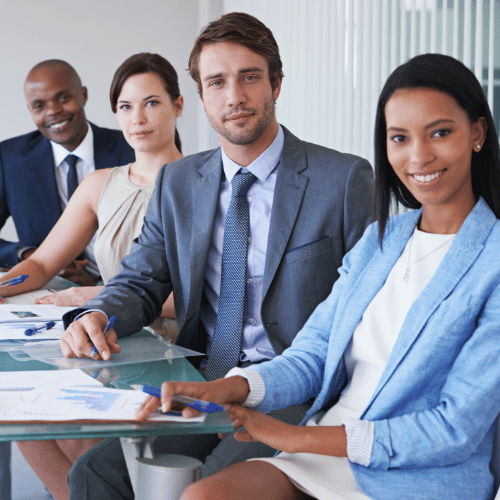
left=0, top=122, right=134, bottom=266
left=74, top=127, right=374, bottom=362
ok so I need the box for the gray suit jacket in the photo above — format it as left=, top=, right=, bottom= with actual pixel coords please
left=78, top=127, right=374, bottom=360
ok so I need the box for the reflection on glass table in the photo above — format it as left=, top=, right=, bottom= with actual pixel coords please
left=0, top=331, right=232, bottom=442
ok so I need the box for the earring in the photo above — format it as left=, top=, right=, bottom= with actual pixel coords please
left=476, top=145, right=481, bottom=150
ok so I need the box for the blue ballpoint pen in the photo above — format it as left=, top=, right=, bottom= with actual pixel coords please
left=0, top=275, right=29, bottom=288
left=24, top=320, right=57, bottom=337
left=90, top=315, right=117, bottom=357
left=131, top=384, right=224, bottom=413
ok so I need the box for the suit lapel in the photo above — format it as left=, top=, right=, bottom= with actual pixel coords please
left=263, top=129, right=308, bottom=297
left=25, top=134, right=62, bottom=223
left=186, top=150, right=223, bottom=315
left=362, top=198, right=496, bottom=416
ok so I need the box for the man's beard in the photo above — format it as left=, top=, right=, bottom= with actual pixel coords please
left=206, top=98, right=275, bottom=146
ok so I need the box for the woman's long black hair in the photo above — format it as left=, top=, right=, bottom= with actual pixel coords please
left=374, top=53, right=500, bottom=244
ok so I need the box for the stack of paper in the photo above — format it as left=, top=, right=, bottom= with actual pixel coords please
left=0, top=369, right=102, bottom=391
left=0, top=323, right=64, bottom=341
left=0, top=387, right=205, bottom=423
left=0, top=369, right=205, bottom=423
left=1, top=289, right=56, bottom=305
left=0, top=298, right=71, bottom=342
left=0, top=303, right=73, bottom=323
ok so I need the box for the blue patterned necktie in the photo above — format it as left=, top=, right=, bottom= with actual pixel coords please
left=205, top=171, right=257, bottom=381
left=66, top=154, right=79, bottom=201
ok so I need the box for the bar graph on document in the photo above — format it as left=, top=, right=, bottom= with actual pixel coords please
left=0, top=386, right=206, bottom=422
left=55, top=388, right=122, bottom=413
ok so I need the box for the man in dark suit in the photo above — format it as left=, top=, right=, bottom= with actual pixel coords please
left=64, top=13, right=374, bottom=500
left=0, top=59, right=134, bottom=281
left=0, top=59, right=133, bottom=500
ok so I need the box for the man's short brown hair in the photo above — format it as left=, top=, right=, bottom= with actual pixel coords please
left=188, top=12, right=284, bottom=95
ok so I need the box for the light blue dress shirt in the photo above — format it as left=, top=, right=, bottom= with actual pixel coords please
left=200, top=126, right=285, bottom=364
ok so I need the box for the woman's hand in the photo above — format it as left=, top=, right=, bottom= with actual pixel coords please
left=225, top=405, right=299, bottom=453
left=58, top=259, right=96, bottom=286
left=227, top=405, right=349, bottom=457
left=160, top=293, right=175, bottom=319
left=35, top=286, right=103, bottom=306
left=134, top=376, right=250, bottom=421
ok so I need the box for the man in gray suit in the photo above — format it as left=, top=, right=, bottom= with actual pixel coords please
left=64, top=12, right=374, bottom=500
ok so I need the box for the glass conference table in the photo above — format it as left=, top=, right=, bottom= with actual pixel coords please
left=0, top=274, right=232, bottom=441
left=0, top=327, right=232, bottom=495
left=0, top=346, right=232, bottom=442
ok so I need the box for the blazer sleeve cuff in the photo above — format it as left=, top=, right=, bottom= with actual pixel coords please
left=62, top=308, right=107, bottom=329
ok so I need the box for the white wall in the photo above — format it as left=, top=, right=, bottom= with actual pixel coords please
left=223, top=0, right=500, bottom=165
left=0, top=0, right=204, bottom=152
left=0, top=0, right=213, bottom=242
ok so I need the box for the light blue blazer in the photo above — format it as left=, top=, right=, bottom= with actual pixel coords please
left=251, top=197, right=500, bottom=500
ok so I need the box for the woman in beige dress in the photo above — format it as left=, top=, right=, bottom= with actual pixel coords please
left=0, top=52, right=184, bottom=500
left=0, top=52, right=182, bottom=315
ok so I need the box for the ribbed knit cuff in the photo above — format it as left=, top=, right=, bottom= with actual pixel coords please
left=225, top=367, right=265, bottom=407
left=343, top=418, right=374, bottom=467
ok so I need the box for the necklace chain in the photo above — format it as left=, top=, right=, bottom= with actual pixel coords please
left=403, top=232, right=456, bottom=283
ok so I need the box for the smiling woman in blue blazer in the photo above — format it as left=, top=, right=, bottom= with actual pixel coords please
left=135, top=54, right=500, bottom=500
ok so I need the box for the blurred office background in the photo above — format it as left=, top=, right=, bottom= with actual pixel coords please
left=231, top=0, right=500, bottom=163
left=0, top=1, right=498, bottom=498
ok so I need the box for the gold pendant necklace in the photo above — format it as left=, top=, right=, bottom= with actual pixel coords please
left=403, top=232, right=455, bottom=283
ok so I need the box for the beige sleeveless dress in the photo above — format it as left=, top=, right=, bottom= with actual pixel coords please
left=94, top=164, right=154, bottom=284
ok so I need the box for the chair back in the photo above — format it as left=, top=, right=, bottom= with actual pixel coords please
left=491, top=415, right=500, bottom=497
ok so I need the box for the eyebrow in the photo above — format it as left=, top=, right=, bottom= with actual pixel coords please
left=202, top=67, right=265, bottom=82
left=117, top=94, right=161, bottom=104
left=387, top=118, right=455, bottom=132
left=28, top=89, right=72, bottom=106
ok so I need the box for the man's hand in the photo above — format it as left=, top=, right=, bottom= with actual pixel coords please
left=135, top=376, right=250, bottom=421
left=35, top=286, right=102, bottom=306
left=58, top=260, right=96, bottom=286
left=60, top=311, right=121, bottom=360
left=20, top=248, right=36, bottom=260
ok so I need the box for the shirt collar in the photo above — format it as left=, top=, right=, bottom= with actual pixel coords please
left=221, top=124, right=284, bottom=183
left=51, top=122, right=94, bottom=168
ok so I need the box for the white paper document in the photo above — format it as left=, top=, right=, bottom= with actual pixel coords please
left=0, top=304, right=73, bottom=323
left=0, top=322, right=65, bottom=340
left=0, top=386, right=206, bottom=423
left=1, top=289, right=55, bottom=305
left=0, top=369, right=102, bottom=391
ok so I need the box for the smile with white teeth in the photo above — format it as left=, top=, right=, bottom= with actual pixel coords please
left=48, top=120, right=69, bottom=130
left=412, top=170, right=444, bottom=183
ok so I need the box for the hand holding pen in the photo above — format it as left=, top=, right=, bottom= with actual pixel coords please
left=134, top=377, right=251, bottom=421
left=60, top=311, right=121, bottom=361
left=0, top=275, right=29, bottom=304
left=0, top=275, right=29, bottom=288
left=132, top=385, right=223, bottom=413
left=90, top=315, right=116, bottom=357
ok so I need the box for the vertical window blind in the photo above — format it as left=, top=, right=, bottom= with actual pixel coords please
left=223, top=0, right=498, bottom=164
